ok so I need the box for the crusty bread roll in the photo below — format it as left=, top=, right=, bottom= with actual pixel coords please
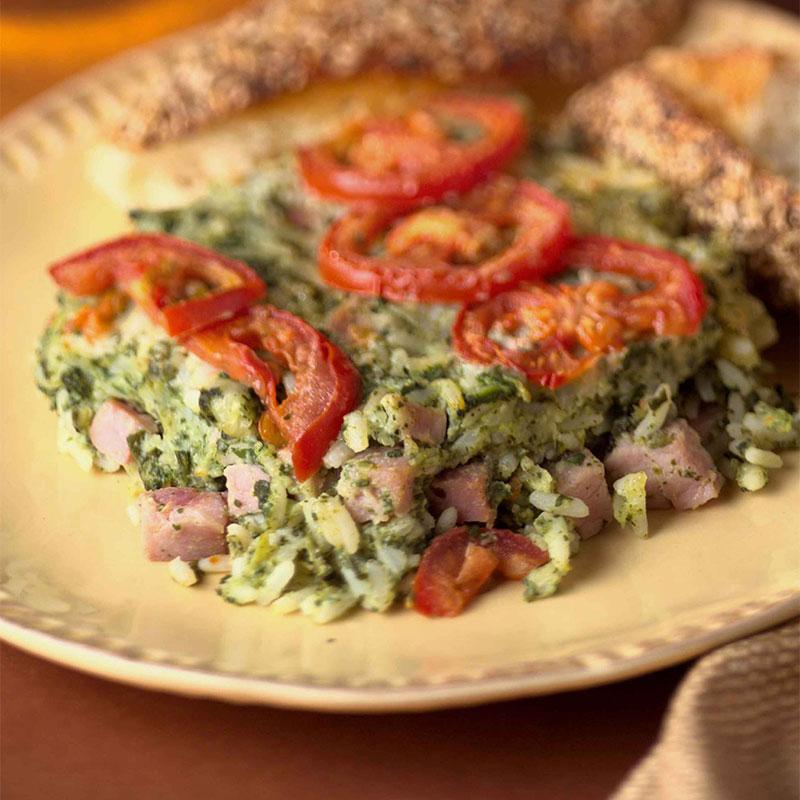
left=564, top=55, right=800, bottom=310
left=110, top=0, right=688, bottom=149
left=89, top=0, right=690, bottom=209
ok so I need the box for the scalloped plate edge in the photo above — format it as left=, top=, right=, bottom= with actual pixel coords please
left=2, top=592, right=797, bottom=712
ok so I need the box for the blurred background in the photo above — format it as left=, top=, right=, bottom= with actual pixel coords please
left=1, top=0, right=242, bottom=113
left=2, top=0, right=798, bottom=115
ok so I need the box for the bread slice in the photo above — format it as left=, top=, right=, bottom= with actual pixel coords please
left=109, top=0, right=688, bottom=149
left=565, top=57, right=800, bottom=310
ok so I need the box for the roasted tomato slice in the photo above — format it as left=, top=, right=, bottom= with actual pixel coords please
left=413, top=527, right=548, bottom=617
left=298, top=94, right=527, bottom=208
left=482, top=529, right=550, bottom=580
left=319, top=176, right=571, bottom=304
left=184, top=306, right=361, bottom=482
left=565, top=236, right=707, bottom=336
left=48, top=233, right=266, bottom=337
left=413, top=528, right=498, bottom=618
left=452, top=236, right=708, bottom=390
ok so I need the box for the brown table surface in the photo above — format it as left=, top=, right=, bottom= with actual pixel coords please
left=1, top=642, right=688, bottom=799
left=0, top=2, right=794, bottom=798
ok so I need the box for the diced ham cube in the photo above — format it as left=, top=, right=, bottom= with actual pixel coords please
left=405, top=402, right=447, bottom=445
left=427, top=462, right=496, bottom=525
left=551, top=449, right=613, bottom=539
left=139, top=487, right=228, bottom=562
left=605, top=419, right=724, bottom=511
left=223, top=464, right=270, bottom=515
left=337, top=447, right=415, bottom=524
left=89, top=399, right=157, bottom=466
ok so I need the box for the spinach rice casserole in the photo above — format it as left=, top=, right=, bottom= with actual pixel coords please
left=35, top=94, right=799, bottom=621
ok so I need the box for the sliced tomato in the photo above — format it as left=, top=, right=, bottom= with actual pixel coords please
left=184, top=306, right=361, bottom=482
left=318, top=176, right=571, bottom=304
left=453, top=284, right=618, bottom=390
left=48, top=233, right=266, bottom=337
left=413, top=527, right=548, bottom=617
left=481, top=529, right=549, bottom=580
left=50, top=248, right=118, bottom=296
left=565, top=236, right=707, bottom=336
left=412, top=528, right=498, bottom=617
left=452, top=236, right=708, bottom=390
left=298, top=95, right=527, bottom=208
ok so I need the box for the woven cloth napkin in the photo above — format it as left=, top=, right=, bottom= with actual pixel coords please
left=613, top=618, right=799, bottom=800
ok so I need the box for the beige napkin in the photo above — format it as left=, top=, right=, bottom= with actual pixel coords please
left=613, top=618, right=799, bottom=800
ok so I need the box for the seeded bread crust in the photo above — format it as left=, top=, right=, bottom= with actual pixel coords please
left=565, top=64, right=800, bottom=310
left=112, top=0, right=687, bottom=149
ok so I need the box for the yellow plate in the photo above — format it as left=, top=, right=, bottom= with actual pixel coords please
left=1, top=0, right=798, bottom=712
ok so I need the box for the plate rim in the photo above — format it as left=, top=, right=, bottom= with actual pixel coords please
left=2, top=592, right=797, bottom=712
left=1, top=0, right=799, bottom=711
